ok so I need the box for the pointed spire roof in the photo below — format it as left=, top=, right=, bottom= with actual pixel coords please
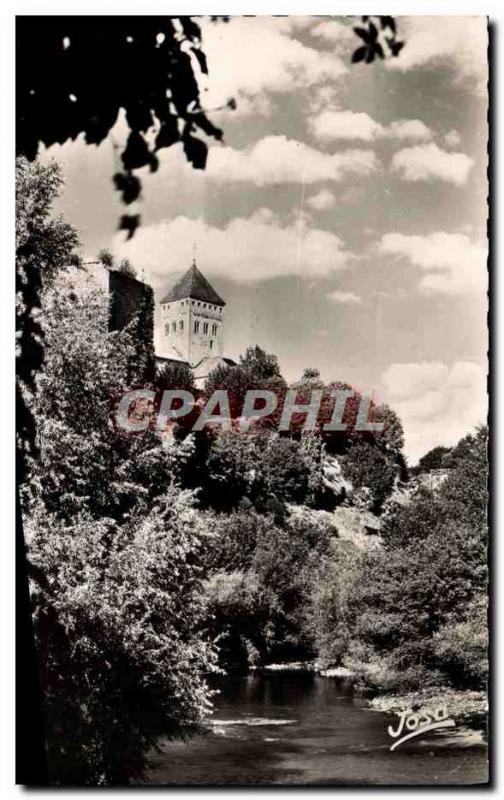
left=161, top=262, right=226, bottom=306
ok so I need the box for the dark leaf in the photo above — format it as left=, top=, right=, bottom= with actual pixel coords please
left=155, top=118, right=179, bottom=150
left=375, top=42, right=385, bottom=60
left=183, top=134, right=208, bottom=170
left=122, top=131, right=151, bottom=170
left=368, top=21, right=378, bottom=41
left=192, top=112, right=223, bottom=141
left=380, top=16, right=396, bottom=32
left=179, top=16, right=201, bottom=42
left=113, top=172, right=141, bottom=204
left=191, top=47, right=208, bottom=74
left=119, top=214, right=140, bottom=240
left=227, top=97, right=237, bottom=110
left=351, top=46, right=368, bottom=64
left=125, top=104, right=154, bottom=133
left=353, top=26, right=370, bottom=43
left=366, top=47, right=375, bottom=64
left=391, top=40, right=405, bottom=56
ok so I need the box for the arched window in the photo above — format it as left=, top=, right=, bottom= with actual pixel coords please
left=165, top=322, right=170, bottom=335
left=172, top=321, right=176, bottom=332
left=179, top=320, right=184, bottom=331
left=203, top=322, right=209, bottom=334
left=212, top=323, right=217, bottom=336
left=209, top=340, right=213, bottom=349
left=194, top=320, right=200, bottom=333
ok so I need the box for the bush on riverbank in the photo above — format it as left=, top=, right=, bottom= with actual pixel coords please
left=314, top=427, right=488, bottom=695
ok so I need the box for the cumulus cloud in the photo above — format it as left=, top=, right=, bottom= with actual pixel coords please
left=378, top=231, right=487, bottom=295
left=311, top=18, right=355, bottom=46
left=112, top=209, right=353, bottom=290
left=444, top=129, right=462, bottom=148
left=391, top=143, right=473, bottom=185
left=310, top=110, right=384, bottom=142
left=387, top=119, right=432, bottom=141
left=326, top=290, right=363, bottom=304
left=381, top=360, right=487, bottom=463
left=306, top=188, right=336, bottom=211
left=199, top=16, right=348, bottom=116
left=385, top=16, right=488, bottom=94
left=207, top=135, right=379, bottom=185
left=309, top=110, right=432, bottom=142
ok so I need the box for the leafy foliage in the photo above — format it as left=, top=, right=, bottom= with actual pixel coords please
left=156, top=360, right=196, bottom=393
left=203, top=508, right=334, bottom=667
left=16, top=16, right=227, bottom=237
left=27, top=488, right=217, bottom=784
left=16, top=157, right=81, bottom=480
left=352, top=16, right=404, bottom=64
left=342, top=439, right=398, bottom=512
left=316, top=427, right=488, bottom=691
left=416, top=445, right=452, bottom=474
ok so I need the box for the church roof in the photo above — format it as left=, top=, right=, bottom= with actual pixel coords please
left=161, top=263, right=226, bottom=306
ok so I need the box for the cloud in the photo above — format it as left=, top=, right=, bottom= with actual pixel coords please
left=306, top=188, right=336, bottom=211
left=378, top=231, right=487, bottom=296
left=381, top=360, right=487, bottom=463
left=309, top=110, right=432, bottom=142
left=385, top=16, right=488, bottom=94
left=199, top=17, right=348, bottom=116
left=206, top=135, right=379, bottom=185
left=310, top=110, right=384, bottom=142
left=387, top=119, right=432, bottom=141
left=326, top=290, right=363, bottom=304
left=112, top=209, right=353, bottom=290
left=444, top=129, right=462, bottom=148
left=391, top=143, right=473, bottom=185
left=311, top=18, right=355, bottom=47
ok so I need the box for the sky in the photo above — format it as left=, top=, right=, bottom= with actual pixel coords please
left=42, top=15, right=489, bottom=464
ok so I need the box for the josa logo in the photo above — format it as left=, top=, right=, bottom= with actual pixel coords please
left=387, top=705, right=455, bottom=751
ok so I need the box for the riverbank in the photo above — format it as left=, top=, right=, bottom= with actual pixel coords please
left=255, top=661, right=487, bottom=728
left=369, top=687, right=488, bottom=727
left=257, top=661, right=354, bottom=678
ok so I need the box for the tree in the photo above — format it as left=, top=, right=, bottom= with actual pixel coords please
left=416, top=445, right=452, bottom=474
left=343, top=520, right=486, bottom=688
left=16, top=157, right=81, bottom=481
left=31, top=283, right=174, bottom=521
left=346, top=426, right=488, bottom=691
left=432, top=596, right=488, bottom=689
left=156, top=360, right=195, bottom=394
left=24, top=273, right=216, bottom=782
left=97, top=248, right=114, bottom=268
left=343, top=439, right=398, bottom=512
left=204, top=345, right=286, bottom=421
left=438, top=426, right=488, bottom=531
left=26, top=487, right=217, bottom=784
left=118, top=257, right=137, bottom=278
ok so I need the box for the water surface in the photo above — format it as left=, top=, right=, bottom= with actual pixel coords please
left=145, top=673, right=488, bottom=785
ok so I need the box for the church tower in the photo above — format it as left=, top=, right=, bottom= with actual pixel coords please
left=160, top=259, right=226, bottom=367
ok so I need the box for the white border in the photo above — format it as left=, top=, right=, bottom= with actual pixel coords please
left=1, top=3, right=499, bottom=798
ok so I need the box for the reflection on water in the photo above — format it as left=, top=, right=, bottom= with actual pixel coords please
left=145, top=673, right=488, bottom=785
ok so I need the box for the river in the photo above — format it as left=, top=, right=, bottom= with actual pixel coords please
left=145, top=672, right=488, bottom=786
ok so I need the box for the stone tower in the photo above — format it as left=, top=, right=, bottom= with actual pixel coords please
left=160, top=260, right=226, bottom=367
